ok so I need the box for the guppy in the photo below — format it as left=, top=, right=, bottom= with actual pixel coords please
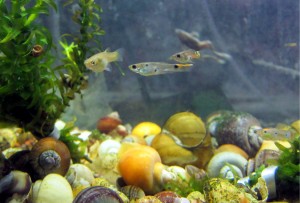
left=169, top=49, right=201, bottom=63
left=128, top=62, right=193, bottom=76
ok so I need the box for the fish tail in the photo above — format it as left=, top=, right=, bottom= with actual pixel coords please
left=115, top=48, right=125, bottom=62
left=176, top=63, right=193, bottom=68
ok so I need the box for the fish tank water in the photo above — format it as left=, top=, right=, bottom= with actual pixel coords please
left=0, top=0, right=299, bottom=202
left=58, top=0, right=299, bottom=129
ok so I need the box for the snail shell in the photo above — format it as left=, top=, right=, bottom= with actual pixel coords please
left=185, top=165, right=207, bottom=181
left=163, top=112, right=207, bottom=149
left=73, top=186, right=124, bottom=203
left=186, top=191, right=206, bottom=203
left=119, top=185, right=145, bottom=201
left=154, top=191, right=181, bottom=203
left=29, top=137, right=71, bottom=180
left=30, top=173, right=73, bottom=203
left=0, top=152, right=11, bottom=179
left=206, top=110, right=263, bottom=157
left=97, top=112, right=122, bottom=134
left=31, top=44, right=43, bottom=57
left=151, top=132, right=198, bottom=166
left=65, top=163, right=94, bottom=188
left=0, top=170, right=32, bottom=202
left=161, top=112, right=213, bottom=168
left=135, top=195, right=162, bottom=203
left=206, top=151, right=248, bottom=178
left=247, top=148, right=281, bottom=175
left=204, top=178, right=258, bottom=202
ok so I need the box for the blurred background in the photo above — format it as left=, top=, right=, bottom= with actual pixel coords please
left=45, top=0, right=299, bottom=129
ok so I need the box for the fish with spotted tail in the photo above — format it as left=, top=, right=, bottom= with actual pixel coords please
left=169, top=49, right=201, bottom=63
left=128, top=62, right=193, bottom=76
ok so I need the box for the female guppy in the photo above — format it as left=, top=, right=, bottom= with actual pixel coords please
left=128, top=62, right=193, bottom=76
left=84, top=48, right=123, bottom=72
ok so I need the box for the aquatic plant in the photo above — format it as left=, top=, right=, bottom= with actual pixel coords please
left=58, top=119, right=89, bottom=163
left=248, top=165, right=265, bottom=187
left=0, top=0, right=104, bottom=138
left=163, top=173, right=208, bottom=197
left=275, top=135, right=300, bottom=200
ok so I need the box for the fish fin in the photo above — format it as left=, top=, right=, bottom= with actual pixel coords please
left=104, top=48, right=111, bottom=52
left=190, top=31, right=200, bottom=38
left=104, top=62, right=112, bottom=72
left=115, top=48, right=125, bottom=62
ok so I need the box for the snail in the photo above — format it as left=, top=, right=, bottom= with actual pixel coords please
left=131, top=121, right=162, bottom=145
left=29, top=173, right=73, bottom=203
left=97, top=112, right=122, bottom=134
left=135, top=196, right=162, bottom=203
left=87, top=139, right=121, bottom=184
left=206, top=110, right=263, bottom=157
left=91, top=177, right=129, bottom=202
left=118, top=143, right=194, bottom=195
left=73, top=186, right=124, bottom=203
left=65, top=163, right=94, bottom=189
left=119, top=185, right=145, bottom=201
left=186, top=191, right=206, bottom=203
left=118, top=143, right=165, bottom=194
left=0, top=152, right=11, bottom=179
left=29, top=137, right=71, bottom=180
left=154, top=191, right=182, bottom=203
left=206, top=141, right=284, bottom=180
left=131, top=121, right=162, bottom=139
left=155, top=111, right=213, bottom=168
left=31, top=44, right=43, bottom=57
left=246, top=140, right=289, bottom=175
left=151, top=132, right=198, bottom=166
left=0, top=170, right=32, bottom=203
left=203, top=178, right=262, bottom=202
left=163, top=112, right=207, bottom=149
left=206, top=151, right=248, bottom=179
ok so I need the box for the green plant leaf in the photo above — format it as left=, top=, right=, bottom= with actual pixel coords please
left=0, top=29, right=21, bottom=43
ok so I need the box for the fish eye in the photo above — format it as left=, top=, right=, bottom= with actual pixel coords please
left=145, top=64, right=149, bottom=66
left=90, top=61, right=96, bottom=65
left=131, top=65, right=137, bottom=69
left=174, top=65, right=179, bottom=69
left=176, top=54, right=181, bottom=58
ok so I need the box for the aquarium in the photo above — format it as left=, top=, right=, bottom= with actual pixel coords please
left=0, top=0, right=299, bottom=202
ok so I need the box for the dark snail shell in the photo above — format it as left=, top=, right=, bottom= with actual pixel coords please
left=206, top=111, right=263, bottom=157
left=0, top=170, right=32, bottom=202
left=0, top=152, right=12, bottom=179
left=29, top=137, right=71, bottom=180
left=73, top=186, right=124, bottom=203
